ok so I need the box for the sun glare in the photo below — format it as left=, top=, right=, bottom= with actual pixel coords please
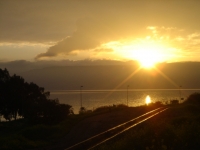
left=145, top=95, right=151, bottom=105
left=134, top=43, right=165, bottom=69
left=112, top=39, right=170, bottom=68
left=102, top=38, right=173, bottom=66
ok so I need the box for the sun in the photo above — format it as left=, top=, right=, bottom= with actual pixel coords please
left=136, top=52, right=158, bottom=69
left=115, top=39, right=168, bottom=69
left=136, top=51, right=158, bottom=69
left=102, top=38, right=172, bottom=66
left=134, top=43, right=164, bottom=69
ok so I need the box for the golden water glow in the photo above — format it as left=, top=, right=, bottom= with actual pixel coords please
left=145, top=95, right=151, bottom=105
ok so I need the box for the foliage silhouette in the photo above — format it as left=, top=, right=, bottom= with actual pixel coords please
left=184, top=92, right=200, bottom=104
left=79, top=107, right=87, bottom=114
left=0, top=68, right=73, bottom=123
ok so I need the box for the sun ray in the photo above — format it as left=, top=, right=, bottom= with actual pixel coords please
left=154, top=67, right=180, bottom=88
left=103, top=67, right=142, bottom=99
left=103, top=65, right=180, bottom=103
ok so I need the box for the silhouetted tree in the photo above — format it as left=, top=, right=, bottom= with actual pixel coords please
left=79, top=107, right=87, bottom=114
left=0, top=68, right=10, bottom=120
left=0, top=68, right=73, bottom=122
left=184, top=92, right=200, bottom=104
left=7, top=74, right=25, bottom=120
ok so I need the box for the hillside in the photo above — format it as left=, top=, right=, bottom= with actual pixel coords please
left=1, top=61, right=200, bottom=90
left=18, top=62, right=200, bottom=90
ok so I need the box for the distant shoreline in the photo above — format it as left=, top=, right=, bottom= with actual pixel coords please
left=49, top=88, right=200, bottom=94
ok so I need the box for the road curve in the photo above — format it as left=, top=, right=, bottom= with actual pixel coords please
left=65, top=107, right=169, bottom=150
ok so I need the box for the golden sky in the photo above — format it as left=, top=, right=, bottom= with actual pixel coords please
left=1, top=0, right=200, bottom=63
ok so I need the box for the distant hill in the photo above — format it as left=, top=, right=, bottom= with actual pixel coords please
left=10, top=61, right=200, bottom=90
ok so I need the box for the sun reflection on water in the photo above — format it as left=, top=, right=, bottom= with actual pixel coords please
left=145, top=95, right=151, bottom=105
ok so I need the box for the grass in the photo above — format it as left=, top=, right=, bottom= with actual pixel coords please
left=0, top=104, right=161, bottom=149
left=0, top=114, right=84, bottom=150
left=0, top=104, right=128, bottom=149
left=93, top=104, right=200, bottom=150
left=1, top=101, right=200, bottom=150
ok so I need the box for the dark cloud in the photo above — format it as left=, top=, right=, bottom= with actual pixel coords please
left=35, top=18, right=116, bottom=59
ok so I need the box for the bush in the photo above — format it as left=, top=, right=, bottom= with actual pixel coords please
left=93, top=104, right=128, bottom=113
left=79, top=107, right=87, bottom=114
left=184, top=92, right=200, bottom=104
left=170, top=100, right=179, bottom=105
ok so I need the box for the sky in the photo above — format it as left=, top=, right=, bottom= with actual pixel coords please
left=1, top=0, right=200, bottom=64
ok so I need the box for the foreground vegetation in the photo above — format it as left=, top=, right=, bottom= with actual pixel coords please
left=0, top=115, right=80, bottom=149
left=0, top=68, right=74, bottom=149
left=0, top=103, right=164, bottom=150
left=93, top=93, right=200, bottom=150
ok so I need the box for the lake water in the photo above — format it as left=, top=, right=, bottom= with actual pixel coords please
left=50, top=89, right=200, bottom=114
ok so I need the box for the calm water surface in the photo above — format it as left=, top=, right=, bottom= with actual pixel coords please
left=50, top=89, right=200, bottom=114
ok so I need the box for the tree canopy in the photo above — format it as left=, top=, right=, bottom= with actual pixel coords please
left=0, top=68, right=73, bottom=123
left=184, top=92, right=200, bottom=104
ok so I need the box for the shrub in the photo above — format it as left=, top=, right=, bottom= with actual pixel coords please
left=170, top=100, right=179, bottom=105
left=79, top=107, right=87, bottom=114
left=184, top=92, right=200, bottom=104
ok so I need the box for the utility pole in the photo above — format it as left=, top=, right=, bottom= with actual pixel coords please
left=80, top=86, right=83, bottom=108
left=127, top=85, right=129, bottom=106
left=179, top=85, right=182, bottom=100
